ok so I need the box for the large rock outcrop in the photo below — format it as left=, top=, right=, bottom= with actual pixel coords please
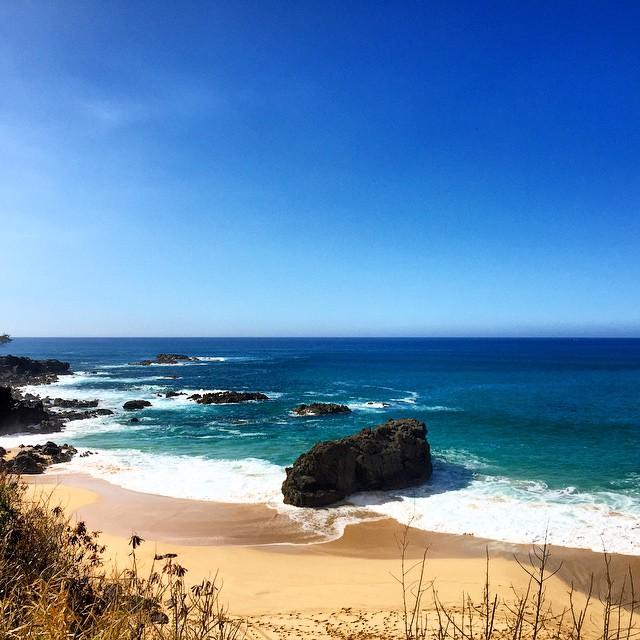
left=0, top=355, right=71, bottom=386
left=293, top=402, right=351, bottom=416
left=281, top=418, right=432, bottom=507
left=189, top=391, right=269, bottom=404
left=0, top=386, right=62, bottom=435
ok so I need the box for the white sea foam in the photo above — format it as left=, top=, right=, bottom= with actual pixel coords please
left=347, top=401, right=390, bottom=411
left=390, top=391, right=419, bottom=404
left=195, top=355, right=263, bottom=363
left=41, top=445, right=640, bottom=554
left=96, top=376, right=175, bottom=384
left=349, top=475, right=640, bottom=555
left=53, top=449, right=285, bottom=504
left=134, top=361, right=208, bottom=367
left=0, top=414, right=154, bottom=449
left=9, top=371, right=640, bottom=554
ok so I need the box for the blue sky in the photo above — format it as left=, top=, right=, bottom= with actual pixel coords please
left=1, top=1, right=639, bottom=337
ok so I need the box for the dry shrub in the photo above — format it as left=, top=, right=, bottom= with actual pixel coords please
left=396, top=526, right=640, bottom=640
left=3, top=469, right=640, bottom=640
left=0, top=471, right=244, bottom=639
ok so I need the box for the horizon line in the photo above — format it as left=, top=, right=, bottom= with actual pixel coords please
left=7, top=335, right=640, bottom=340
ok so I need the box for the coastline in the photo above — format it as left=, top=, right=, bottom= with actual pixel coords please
left=4, top=341, right=640, bottom=558
left=4, top=342, right=640, bottom=636
left=26, top=470, right=640, bottom=629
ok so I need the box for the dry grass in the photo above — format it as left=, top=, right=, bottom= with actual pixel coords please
left=394, top=523, right=640, bottom=640
left=0, top=471, right=244, bottom=639
left=1, top=470, right=639, bottom=640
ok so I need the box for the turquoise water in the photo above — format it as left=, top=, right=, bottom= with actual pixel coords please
left=3, top=338, right=639, bottom=552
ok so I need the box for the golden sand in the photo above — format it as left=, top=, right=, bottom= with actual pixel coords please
left=25, top=472, right=640, bottom=639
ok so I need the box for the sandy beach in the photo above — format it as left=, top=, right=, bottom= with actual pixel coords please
left=24, top=471, right=640, bottom=639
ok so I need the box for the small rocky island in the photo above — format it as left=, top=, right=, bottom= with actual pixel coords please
left=130, top=353, right=199, bottom=366
left=123, top=400, right=152, bottom=411
left=292, top=402, right=351, bottom=416
left=189, top=391, right=269, bottom=404
left=282, top=418, right=432, bottom=507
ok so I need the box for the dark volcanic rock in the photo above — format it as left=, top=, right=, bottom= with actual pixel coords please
left=4, top=442, right=78, bottom=474
left=165, top=391, right=186, bottom=398
left=281, top=418, right=432, bottom=507
left=155, top=353, right=197, bottom=363
left=293, top=402, right=351, bottom=416
left=129, top=417, right=140, bottom=423
left=130, top=353, right=198, bottom=366
left=0, top=386, right=62, bottom=435
left=39, top=441, right=77, bottom=463
left=9, top=450, right=48, bottom=474
left=0, top=355, right=71, bottom=386
left=38, top=396, right=111, bottom=422
left=123, top=400, right=152, bottom=411
left=55, top=408, right=114, bottom=421
left=50, top=398, right=99, bottom=409
left=189, top=391, right=269, bottom=404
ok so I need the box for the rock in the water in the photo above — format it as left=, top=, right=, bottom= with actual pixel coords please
left=123, top=400, right=152, bottom=411
left=54, top=408, right=114, bottom=421
left=188, top=391, right=269, bottom=404
left=0, top=355, right=71, bottom=386
left=50, top=398, right=99, bottom=409
left=281, top=418, right=432, bottom=507
left=130, top=417, right=140, bottom=423
left=293, top=402, right=351, bottom=416
left=129, top=354, right=198, bottom=366
left=155, top=353, right=197, bottom=363
left=165, top=390, right=186, bottom=398
left=0, top=386, right=62, bottom=435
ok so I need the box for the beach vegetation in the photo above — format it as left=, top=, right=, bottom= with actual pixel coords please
left=0, top=471, right=244, bottom=639
left=395, top=522, right=639, bottom=640
left=0, top=470, right=639, bottom=639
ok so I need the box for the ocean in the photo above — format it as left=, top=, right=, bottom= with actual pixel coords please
left=2, top=337, right=639, bottom=553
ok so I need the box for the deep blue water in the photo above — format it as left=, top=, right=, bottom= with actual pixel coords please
left=3, top=338, right=639, bottom=552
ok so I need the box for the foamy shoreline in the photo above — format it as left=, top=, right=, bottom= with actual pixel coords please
left=27, top=460, right=640, bottom=556
left=5, top=366, right=640, bottom=556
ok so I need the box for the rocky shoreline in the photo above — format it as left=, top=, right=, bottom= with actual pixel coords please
left=0, top=356, right=114, bottom=470
left=0, top=441, right=79, bottom=474
left=0, top=354, right=434, bottom=505
left=0, top=354, right=71, bottom=386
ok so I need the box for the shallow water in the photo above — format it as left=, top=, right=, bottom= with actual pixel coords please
left=3, top=337, right=639, bottom=553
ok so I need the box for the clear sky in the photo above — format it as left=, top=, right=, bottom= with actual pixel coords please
left=1, top=1, right=639, bottom=337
